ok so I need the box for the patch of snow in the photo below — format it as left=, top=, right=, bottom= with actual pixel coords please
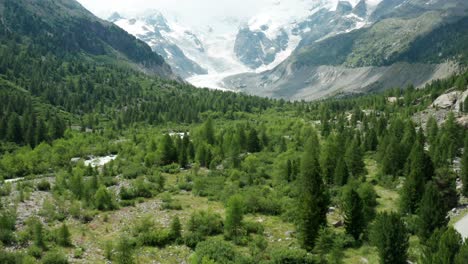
left=114, top=19, right=151, bottom=36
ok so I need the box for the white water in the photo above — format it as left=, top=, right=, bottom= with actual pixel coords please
left=83, top=155, right=118, bottom=168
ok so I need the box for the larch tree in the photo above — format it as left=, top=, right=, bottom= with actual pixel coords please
left=296, top=133, right=328, bottom=251
left=417, top=182, right=448, bottom=240
left=370, top=212, right=409, bottom=264
left=342, top=186, right=365, bottom=240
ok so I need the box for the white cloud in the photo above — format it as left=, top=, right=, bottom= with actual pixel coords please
left=77, top=0, right=273, bottom=27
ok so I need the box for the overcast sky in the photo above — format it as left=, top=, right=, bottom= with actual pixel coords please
left=77, top=0, right=273, bottom=26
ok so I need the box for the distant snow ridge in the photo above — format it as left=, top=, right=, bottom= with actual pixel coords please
left=108, top=0, right=381, bottom=89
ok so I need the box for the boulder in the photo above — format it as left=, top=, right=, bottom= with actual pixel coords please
left=432, top=91, right=461, bottom=109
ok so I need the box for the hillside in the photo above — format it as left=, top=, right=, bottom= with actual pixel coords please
left=1, top=0, right=468, bottom=263
left=224, top=0, right=468, bottom=100
left=0, top=0, right=178, bottom=79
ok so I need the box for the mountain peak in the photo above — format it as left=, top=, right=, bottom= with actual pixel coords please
left=108, top=12, right=123, bottom=22
left=336, top=1, right=353, bottom=15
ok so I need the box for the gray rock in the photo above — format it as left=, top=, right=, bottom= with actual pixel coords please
left=234, top=27, right=289, bottom=69
left=432, top=91, right=461, bottom=109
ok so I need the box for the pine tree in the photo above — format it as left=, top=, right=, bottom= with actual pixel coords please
left=115, top=235, right=134, bottom=264
left=158, top=134, right=176, bottom=165
left=6, top=113, right=23, bottom=144
left=455, top=241, right=468, bottom=264
left=320, top=134, right=339, bottom=184
left=432, top=227, right=462, bottom=264
left=247, top=128, right=261, bottom=153
left=364, top=128, right=378, bottom=151
left=297, top=134, right=328, bottom=251
left=34, top=220, right=46, bottom=249
left=224, top=195, right=244, bottom=241
left=57, top=223, right=72, bottom=247
left=334, top=158, right=349, bottom=186
left=342, top=186, right=365, bottom=240
left=203, top=118, right=215, bottom=145
left=345, top=138, right=365, bottom=177
left=370, top=212, right=409, bottom=264
left=95, top=185, right=115, bottom=211
left=417, top=182, right=448, bottom=240
left=169, top=216, right=182, bottom=242
left=400, top=141, right=434, bottom=214
left=357, top=183, right=377, bottom=225
left=461, top=135, right=468, bottom=197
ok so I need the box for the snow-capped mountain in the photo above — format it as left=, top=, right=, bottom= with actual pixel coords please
left=108, top=0, right=382, bottom=88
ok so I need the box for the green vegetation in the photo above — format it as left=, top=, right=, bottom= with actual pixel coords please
left=0, top=0, right=467, bottom=263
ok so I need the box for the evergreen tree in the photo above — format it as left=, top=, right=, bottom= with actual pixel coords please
left=203, top=118, right=215, bottom=145
left=357, top=183, right=377, bottom=225
left=297, top=134, right=328, bottom=251
left=230, top=135, right=241, bottom=169
left=157, top=134, right=177, bottom=165
left=247, top=128, right=261, bottom=153
left=342, top=186, right=365, bottom=240
left=364, top=128, right=378, bottom=151
left=433, top=227, right=462, bottom=264
left=400, top=141, right=434, bottom=214
left=334, top=158, right=349, bottom=186
left=224, top=195, right=244, bottom=241
left=115, top=235, right=134, bottom=264
left=455, top=241, right=468, bottom=264
left=461, top=135, right=468, bottom=197
left=426, top=116, right=438, bottom=146
left=422, top=227, right=463, bottom=264
left=370, top=212, right=409, bottom=264
left=34, top=220, right=46, bottom=249
left=417, top=182, right=448, bottom=240
left=95, top=185, right=115, bottom=211
left=57, top=223, right=72, bottom=247
left=320, top=134, right=339, bottom=184
left=6, top=113, right=23, bottom=144
left=345, top=138, right=365, bottom=177
left=169, top=216, right=182, bottom=242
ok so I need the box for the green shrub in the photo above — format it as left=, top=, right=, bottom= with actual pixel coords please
left=0, top=249, right=21, bottom=264
left=193, top=176, right=225, bottom=198
left=122, top=163, right=145, bottom=179
left=187, top=210, right=223, bottom=236
left=244, top=221, right=264, bottom=235
left=42, top=250, right=69, bottom=264
left=191, top=238, right=248, bottom=264
left=139, top=230, right=171, bottom=247
left=161, top=193, right=182, bottom=210
left=269, top=248, right=315, bottom=264
left=0, top=183, right=12, bottom=196
left=184, top=231, right=205, bottom=249
left=36, top=180, right=51, bottom=191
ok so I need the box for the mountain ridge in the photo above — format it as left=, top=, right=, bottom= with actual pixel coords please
left=222, top=0, right=468, bottom=100
left=0, top=0, right=179, bottom=80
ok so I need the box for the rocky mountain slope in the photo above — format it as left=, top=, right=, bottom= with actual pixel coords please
left=108, top=0, right=379, bottom=87
left=110, top=11, right=208, bottom=78
left=0, top=0, right=178, bottom=79
left=224, top=0, right=468, bottom=100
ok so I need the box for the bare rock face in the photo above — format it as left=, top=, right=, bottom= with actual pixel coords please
left=413, top=87, right=468, bottom=128
left=432, top=91, right=461, bottom=109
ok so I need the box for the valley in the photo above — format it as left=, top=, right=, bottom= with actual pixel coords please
left=0, top=0, right=468, bottom=263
